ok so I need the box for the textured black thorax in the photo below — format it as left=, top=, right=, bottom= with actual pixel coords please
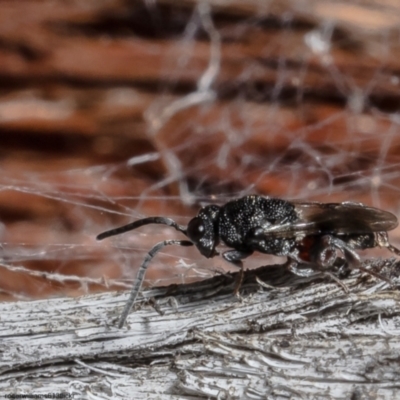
left=218, top=195, right=298, bottom=255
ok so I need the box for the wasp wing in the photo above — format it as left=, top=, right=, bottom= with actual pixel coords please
left=260, top=202, right=398, bottom=239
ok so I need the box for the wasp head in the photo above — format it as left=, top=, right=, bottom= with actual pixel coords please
left=186, top=205, right=220, bottom=258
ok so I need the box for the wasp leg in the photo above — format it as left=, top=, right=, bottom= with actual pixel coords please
left=311, top=235, right=338, bottom=270
left=387, top=244, right=400, bottom=257
left=222, top=250, right=253, bottom=295
left=375, top=231, right=400, bottom=258
left=329, top=236, right=392, bottom=285
left=335, top=258, right=351, bottom=279
left=286, top=257, right=349, bottom=293
left=117, top=239, right=193, bottom=329
left=286, top=259, right=318, bottom=277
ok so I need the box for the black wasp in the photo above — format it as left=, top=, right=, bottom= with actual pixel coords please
left=97, top=195, right=400, bottom=328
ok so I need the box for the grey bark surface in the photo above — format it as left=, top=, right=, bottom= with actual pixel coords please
left=1, top=263, right=400, bottom=399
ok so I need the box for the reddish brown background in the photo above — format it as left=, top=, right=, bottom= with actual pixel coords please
left=1, top=0, right=400, bottom=300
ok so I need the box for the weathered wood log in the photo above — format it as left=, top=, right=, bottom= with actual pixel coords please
left=1, top=262, right=399, bottom=399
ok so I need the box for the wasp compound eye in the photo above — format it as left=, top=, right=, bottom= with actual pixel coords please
left=186, top=217, right=205, bottom=242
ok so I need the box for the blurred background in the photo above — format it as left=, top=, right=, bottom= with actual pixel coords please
left=1, top=0, right=400, bottom=300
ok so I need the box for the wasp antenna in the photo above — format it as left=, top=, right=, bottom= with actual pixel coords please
left=96, top=217, right=187, bottom=240
left=118, top=239, right=193, bottom=328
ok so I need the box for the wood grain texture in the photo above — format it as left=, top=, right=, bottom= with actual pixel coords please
left=1, top=264, right=399, bottom=398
